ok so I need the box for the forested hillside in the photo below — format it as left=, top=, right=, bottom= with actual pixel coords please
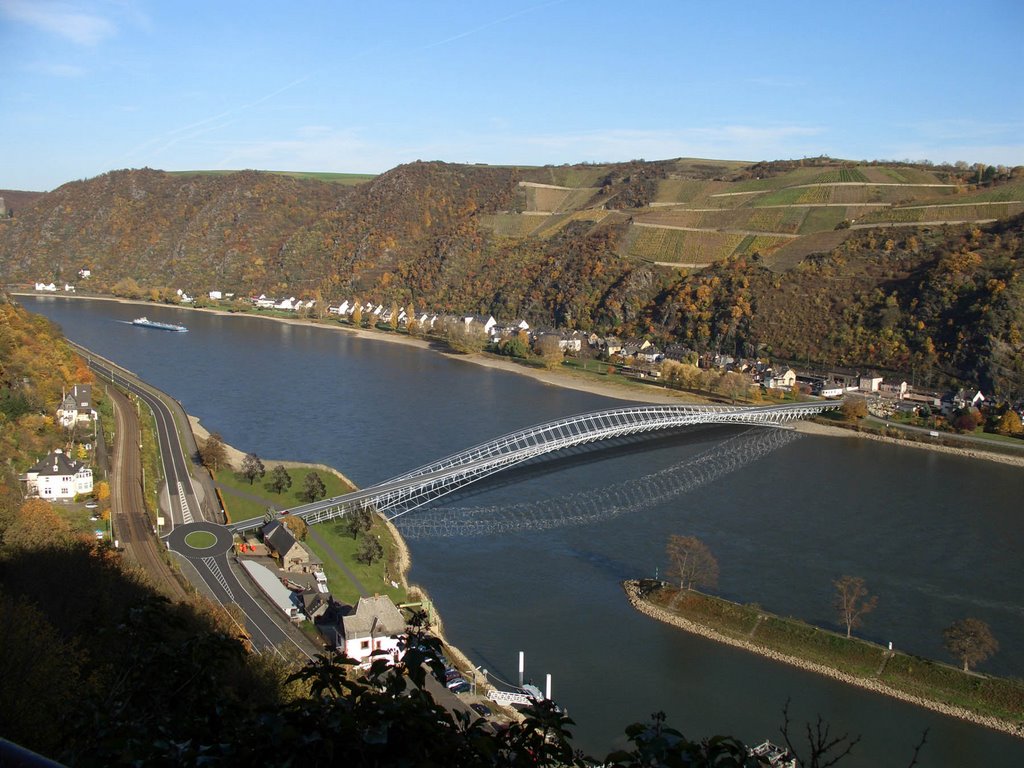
left=1, top=158, right=1022, bottom=396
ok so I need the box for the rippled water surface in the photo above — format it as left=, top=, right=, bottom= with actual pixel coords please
left=26, top=296, right=1024, bottom=765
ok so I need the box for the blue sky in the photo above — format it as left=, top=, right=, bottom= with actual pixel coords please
left=2, top=0, right=1022, bottom=191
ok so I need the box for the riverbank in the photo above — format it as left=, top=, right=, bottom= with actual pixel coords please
left=793, top=418, right=1024, bottom=468
left=624, top=580, right=1024, bottom=740
left=191, top=420, right=506, bottom=706
left=20, top=291, right=1023, bottom=465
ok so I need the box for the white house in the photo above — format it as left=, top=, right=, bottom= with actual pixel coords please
left=78, top=268, right=91, bottom=279
left=463, top=314, right=496, bottom=335
left=329, top=300, right=352, bottom=316
left=341, top=595, right=408, bottom=664
left=274, top=297, right=297, bottom=311
left=57, top=384, right=96, bottom=428
left=766, top=368, right=797, bottom=390
left=24, top=449, right=93, bottom=499
left=816, top=381, right=845, bottom=398
left=34, top=282, right=57, bottom=292
left=253, top=294, right=277, bottom=309
left=209, top=290, right=223, bottom=300
left=63, top=283, right=76, bottom=293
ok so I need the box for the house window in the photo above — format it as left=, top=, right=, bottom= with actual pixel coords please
left=361, top=640, right=370, bottom=650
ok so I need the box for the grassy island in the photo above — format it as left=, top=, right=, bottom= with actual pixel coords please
left=624, top=580, right=1024, bottom=739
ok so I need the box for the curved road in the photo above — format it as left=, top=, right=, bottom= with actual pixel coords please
left=83, top=350, right=313, bottom=658
left=107, top=384, right=189, bottom=601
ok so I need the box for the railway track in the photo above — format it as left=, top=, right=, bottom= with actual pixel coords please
left=107, top=385, right=189, bottom=601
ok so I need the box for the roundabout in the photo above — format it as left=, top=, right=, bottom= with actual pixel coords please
left=165, top=521, right=234, bottom=559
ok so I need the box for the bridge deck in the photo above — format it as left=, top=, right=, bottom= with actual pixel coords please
left=230, top=400, right=839, bottom=533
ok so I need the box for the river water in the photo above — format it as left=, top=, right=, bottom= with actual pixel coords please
left=24, top=295, right=1024, bottom=766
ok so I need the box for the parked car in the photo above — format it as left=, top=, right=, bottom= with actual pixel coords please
left=470, top=703, right=492, bottom=717
left=446, top=678, right=470, bottom=693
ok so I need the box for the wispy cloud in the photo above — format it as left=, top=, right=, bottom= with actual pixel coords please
left=0, top=0, right=117, bottom=45
left=204, top=128, right=375, bottom=173
left=27, top=60, right=87, bottom=77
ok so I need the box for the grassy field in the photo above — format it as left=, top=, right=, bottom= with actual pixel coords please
left=302, top=516, right=409, bottom=606
left=215, top=463, right=408, bottom=606
left=641, top=584, right=1024, bottom=724
left=215, top=465, right=354, bottom=522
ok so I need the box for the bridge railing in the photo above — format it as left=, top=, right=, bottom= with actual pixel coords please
left=230, top=400, right=840, bottom=532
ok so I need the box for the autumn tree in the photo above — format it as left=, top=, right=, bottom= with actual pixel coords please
left=405, top=303, right=417, bottom=335
left=943, top=617, right=999, bottom=671
left=665, top=535, right=719, bottom=591
left=282, top=515, right=308, bottom=541
left=302, top=471, right=327, bottom=503
left=840, top=397, right=868, bottom=421
left=351, top=303, right=363, bottom=327
left=199, top=433, right=230, bottom=472
left=240, top=452, right=265, bottom=485
left=267, top=464, right=292, bottom=494
left=390, top=302, right=400, bottom=330
left=833, top=575, right=878, bottom=638
left=5, top=499, right=73, bottom=550
left=535, top=334, right=564, bottom=367
left=996, top=410, right=1023, bottom=435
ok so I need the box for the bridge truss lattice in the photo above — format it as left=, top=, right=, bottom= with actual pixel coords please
left=230, top=401, right=837, bottom=533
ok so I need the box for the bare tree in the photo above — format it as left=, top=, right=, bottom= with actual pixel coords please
left=833, top=575, right=878, bottom=638
left=665, top=535, right=719, bottom=591
left=943, top=618, right=999, bottom=671
left=240, top=452, right=265, bottom=485
left=199, top=433, right=230, bottom=472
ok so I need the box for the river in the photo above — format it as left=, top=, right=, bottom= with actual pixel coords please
left=23, top=295, right=1024, bottom=766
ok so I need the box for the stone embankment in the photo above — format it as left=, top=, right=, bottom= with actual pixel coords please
left=622, top=581, right=1024, bottom=740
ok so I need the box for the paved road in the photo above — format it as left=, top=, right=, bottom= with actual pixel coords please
left=80, top=347, right=314, bottom=658
left=106, top=384, right=188, bottom=601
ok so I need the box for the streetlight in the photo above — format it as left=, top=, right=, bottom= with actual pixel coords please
left=471, top=665, right=488, bottom=696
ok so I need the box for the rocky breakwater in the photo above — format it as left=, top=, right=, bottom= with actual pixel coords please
left=622, top=580, right=1024, bottom=740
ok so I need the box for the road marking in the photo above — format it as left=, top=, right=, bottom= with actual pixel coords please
left=201, top=556, right=234, bottom=600
left=177, top=481, right=194, bottom=523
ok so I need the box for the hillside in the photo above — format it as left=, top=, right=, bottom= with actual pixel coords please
left=1, top=158, right=1022, bottom=396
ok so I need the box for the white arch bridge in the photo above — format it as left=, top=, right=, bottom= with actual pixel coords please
left=229, top=400, right=839, bottom=533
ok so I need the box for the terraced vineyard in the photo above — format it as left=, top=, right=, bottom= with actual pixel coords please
left=811, top=168, right=869, bottom=183
left=627, top=226, right=745, bottom=264
left=480, top=213, right=547, bottom=238
left=856, top=201, right=1024, bottom=224
left=477, top=159, right=1020, bottom=270
left=798, top=206, right=850, bottom=233
left=652, top=178, right=713, bottom=204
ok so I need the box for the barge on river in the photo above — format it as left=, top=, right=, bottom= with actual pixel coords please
left=131, top=316, right=188, bottom=332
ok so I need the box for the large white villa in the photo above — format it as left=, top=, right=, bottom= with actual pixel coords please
left=24, top=448, right=94, bottom=500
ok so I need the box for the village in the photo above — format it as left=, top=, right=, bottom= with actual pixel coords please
left=18, top=377, right=515, bottom=721
left=29, top=276, right=1024, bottom=436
